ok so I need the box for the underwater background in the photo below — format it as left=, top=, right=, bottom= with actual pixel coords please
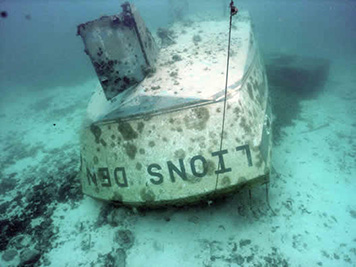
left=0, top=0, right=355, bottom=266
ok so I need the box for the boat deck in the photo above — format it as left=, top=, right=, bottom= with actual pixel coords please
left=87, top=12, right=253, bottom=122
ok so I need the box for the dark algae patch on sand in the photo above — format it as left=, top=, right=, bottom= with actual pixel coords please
left=0, top=139, right=83, bottom=265
left=0, top=172, right=82, bottom=265
left=266, top=54, right=330, bottom=144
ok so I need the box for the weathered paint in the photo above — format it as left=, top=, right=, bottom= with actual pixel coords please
left=77, top=3, right=158, bottom=100
left=79, top=13, right=272, bottom=207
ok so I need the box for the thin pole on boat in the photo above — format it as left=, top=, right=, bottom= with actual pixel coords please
left=214, top=1, right=238, bottom=195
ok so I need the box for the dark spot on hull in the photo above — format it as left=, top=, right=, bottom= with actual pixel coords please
left=118, top=122, right=138, bottom=140
left=148, top=141, right=155, bottom=147
left=137, top=122, right=145, bottom=133
left=136, top=163, right=142, bottom=170
left=240, top=117, right=251, bottom=135
left=184, top=107, right=210, bottom=131
left=221, top=176, right=231, bottom=186
left=140, top=188, right=155, bottom=202
left=206, top=160, right=216, bottom=175
left=174, top=149, right=186, bottom=159
left=100, top=138, right=107, bottom=147
left=124, top=143, right=137, bottom=159
left=247, top=82, right=254, bottom=100
left=90, top=124, right=102, bottom=144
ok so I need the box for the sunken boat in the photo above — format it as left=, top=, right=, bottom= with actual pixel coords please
left=77, top=2, right=272, bottom=207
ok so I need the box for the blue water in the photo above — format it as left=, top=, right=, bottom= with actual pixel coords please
left=0, top=0, right=355, bottom=266
left=1, top=0, right=355, bottom=92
